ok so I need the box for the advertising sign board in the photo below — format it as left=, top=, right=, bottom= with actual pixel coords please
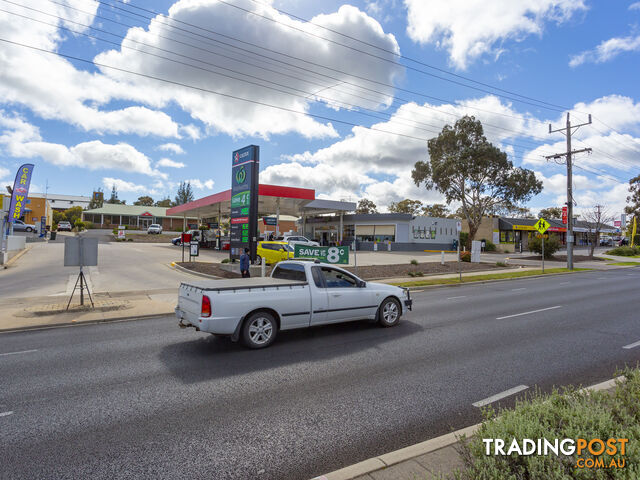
left=562, top=206, right=568, bottom=225
left=263, top=217, right=277, bottom=226
left=230, top=145, right=259, bottom=261
left=8, top=164, right=34, bottom=223
left=190, top=241, right=199, bottom=257
left=293, top=245, right=349, bottom=264
left=117, top=225, right=125, bottom=239
left=64, top=237, right=98, bottom=267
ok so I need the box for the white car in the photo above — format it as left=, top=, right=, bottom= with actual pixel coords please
left=283, top=235, right=320, bottom=247
left=147, top=224, right=163, bottom=234
left=175, top=260, right=412, bottom=348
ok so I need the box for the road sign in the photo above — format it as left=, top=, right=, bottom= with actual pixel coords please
left=293, top=245, right=349, bottom=264
left=534, top=218, right=550, bottom=234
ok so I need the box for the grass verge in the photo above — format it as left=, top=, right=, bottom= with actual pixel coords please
left=454, top=366, right=640, bottom=479
left=607, top=262, right=640, bottom=266
left=391, top=268, right=590, bottom=287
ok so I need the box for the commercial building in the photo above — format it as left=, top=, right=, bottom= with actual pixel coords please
left=36, top=193, right=91, bottom=211
left=0, top=193, right=53, bottom=229
left=302, top=213, right=459, bottom=250
left=82, top=204, right=198, bottom=230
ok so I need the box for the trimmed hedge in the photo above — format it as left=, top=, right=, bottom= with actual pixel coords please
left=606, top=246, right=640, bottom=256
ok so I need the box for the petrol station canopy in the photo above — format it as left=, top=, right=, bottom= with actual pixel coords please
left=166, top=184, right=356, bottom=220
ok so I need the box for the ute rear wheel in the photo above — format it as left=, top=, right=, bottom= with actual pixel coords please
left=377, top=297, right=401, bottom=327
left=242, top=311, right=277, bottom=349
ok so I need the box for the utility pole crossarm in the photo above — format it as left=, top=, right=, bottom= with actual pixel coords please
left=543, top=147, right=592, bottom=161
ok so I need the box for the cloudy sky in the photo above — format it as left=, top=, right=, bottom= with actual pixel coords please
left=0, top=0, right=638, bottom=217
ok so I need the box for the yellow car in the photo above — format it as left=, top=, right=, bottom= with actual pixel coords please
left=256, top=241, right=294, bottom=265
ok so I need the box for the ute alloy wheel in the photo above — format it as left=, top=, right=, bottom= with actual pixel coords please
left=242, top=312, right=277, bottom=349
left=378, top=297, right=401, bottom=327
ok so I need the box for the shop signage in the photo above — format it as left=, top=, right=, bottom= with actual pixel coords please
left=293, top=245, right=349, bottom=264
left=562, top=206, right=568, bottom=225
left=8, top=163, right=34, bottom=223
left=190, top=241, right=199, bottom=257
left=263, top=217, right=277, bottom=226
left=117, top=225, right=125, bottom=239
left=230, top=145, right=259, bottom=260
left=547, top=227, right=566, bottom=232
left=511, top=225, right=537, bottom=231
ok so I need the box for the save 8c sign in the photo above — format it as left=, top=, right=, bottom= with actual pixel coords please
left=293, top=245, right=349, bottom=264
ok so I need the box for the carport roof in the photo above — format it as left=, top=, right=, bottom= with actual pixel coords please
left=165, top=184, right=355, bottom=219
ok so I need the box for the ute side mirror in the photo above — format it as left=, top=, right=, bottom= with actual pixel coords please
left=357, top=280, right=366, bottom=288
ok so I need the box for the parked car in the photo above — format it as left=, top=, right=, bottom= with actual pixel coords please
left=599, top=237, right=613, bottom=246
left=147, top=224, right=163, bottom=234
left=256, top=241, right=293, bottom=265
left=175, top=260, right=412, bottom=348
left=12, top=219, right=36, bottom=233
left=57, top=221, right=72, bottom=232
left=283, top=234, right=320, bottom=248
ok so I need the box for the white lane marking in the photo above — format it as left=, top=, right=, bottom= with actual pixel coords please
left=0, top=411, right=14, bottom=417
left=559, top=281, right=570, bottom=285
left=597, top=277, right=607, bottom=280
left=473, top=385, right=529, bottom=407
left=511, top=288, right=526, bottom=291
left=446, top=295, right=467, bottom=300
left=622, top=340, right=640, bottom=350
left=496, top=305, right=562, bottom=320
left=0, top=349, right=38, bottom=357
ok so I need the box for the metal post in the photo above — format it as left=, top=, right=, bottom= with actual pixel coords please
left=542, top=236, right=545, bottom=273
left=441, top=250, right=445, bottom=265
left=261, top=260, right=266, bottom=277
left=339, top=213, right=343, bottom=244
left=566, top=113, right=573, bottom=271
left=275, top=198, right=280, bottom=237
left=457, top=242, right=461, bottom=282
left=80, top=266, right=84, bottom=306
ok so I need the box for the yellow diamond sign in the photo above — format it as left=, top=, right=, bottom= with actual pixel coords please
left=534, top=218, right=550, bottom=234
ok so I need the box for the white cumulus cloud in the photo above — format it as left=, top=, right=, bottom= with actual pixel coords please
left=156, top=143, right=186, bottom=155
left=102, top=177, right=148, bottom=193
left=404, top=0, right=586, bottom=69
left=185, top=178, right=215, bottom=190
left=157, top=158, right=186, bottom=168
left=569, top=34, right=640, bottom=67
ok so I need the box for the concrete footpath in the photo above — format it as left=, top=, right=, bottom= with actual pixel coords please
left=311, top=378, right=620, bottom=480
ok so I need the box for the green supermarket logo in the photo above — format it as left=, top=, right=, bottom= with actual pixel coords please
left=235, top=166, right=246, bottom=184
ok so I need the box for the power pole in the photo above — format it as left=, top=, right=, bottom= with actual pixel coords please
left=545, top=112, right=592, bottom=271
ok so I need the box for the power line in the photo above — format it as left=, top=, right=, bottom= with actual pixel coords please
left=113, top=0, right=572, bottom=112
left=12, top=0, right=564, bottom=153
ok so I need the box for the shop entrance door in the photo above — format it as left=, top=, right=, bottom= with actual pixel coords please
left=139, top=217, right=152, bottom=230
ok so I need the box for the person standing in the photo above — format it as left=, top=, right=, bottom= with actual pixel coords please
left=240, top=247, right=251, bottom=278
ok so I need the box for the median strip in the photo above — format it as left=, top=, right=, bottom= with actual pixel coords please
left=496, top=305, right=562, bottom=320
left=472, top=385, right=529, bottom=408
left=392, top=268, right=590, bottom=288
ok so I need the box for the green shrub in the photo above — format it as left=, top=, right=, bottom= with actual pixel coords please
left=529, top=236, right=560, bottom=259
left=407, top=271, right=416, bottom=277
left=496, top=261, right=507, bottom=267
left=410, top=259, right=419, bottom=266
left=459, top=232, right=469, bottom=249
left=221, top=258, right=230, bottom=264
left=460, top=251, right=471, bottom=262
left=484, top=240, right=497, bottom=252
left=606, top=246, right=640, bottom=256
left=456, top=367, right=640, bottom=480
left=199, top=225, right=209, bottom=230
left=74, top=220, right=86, bottom=231
left=127, top=238, right=133, bottom=242
left=415, top=272, right=424, bottom=277
left=84, top=221, right=94, bottom=229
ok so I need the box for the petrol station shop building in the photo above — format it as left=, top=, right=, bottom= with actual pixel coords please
left=167, top=184, right=459, bottom=251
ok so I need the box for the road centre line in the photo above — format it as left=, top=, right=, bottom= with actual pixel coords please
left=559, top=281, right=570, bottom=285
left=511, top=288, right=526, bottom=291
left=473, top=385, right=529, bottom=407
left=446, top=295, right=467, bottom=300
left=0, top=349, right=38, bottom=357
left=622, top=340, right=640, bottom=350
left=0, top=411, right=14, bottom=417
left=496, top=305, right=562, bottom=320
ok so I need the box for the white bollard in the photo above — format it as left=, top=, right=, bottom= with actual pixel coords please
left=441, top=251, right=445, bottom=265
left=261, top=261, right=266, bottom=277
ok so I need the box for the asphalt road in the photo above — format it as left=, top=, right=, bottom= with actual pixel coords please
left=1, top=267, right=639, bottom=480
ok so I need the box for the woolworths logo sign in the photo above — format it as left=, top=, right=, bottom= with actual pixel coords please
left=293, top=245, right=349, bottom=264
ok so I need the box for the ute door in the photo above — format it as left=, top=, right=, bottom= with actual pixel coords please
left=316, top=267, right=376, bottom=323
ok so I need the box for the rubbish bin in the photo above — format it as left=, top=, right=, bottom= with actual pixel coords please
left=50, top=231, right=57, bottom=240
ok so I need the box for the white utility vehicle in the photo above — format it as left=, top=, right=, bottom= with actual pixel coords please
left=175, top=260, right=412, bottom=348
left=282, top=234, right=320, bottom=248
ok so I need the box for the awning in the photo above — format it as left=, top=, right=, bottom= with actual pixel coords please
left=355, top=225, right=375, bottom=235
left=374, top=225, right=395, bottom=235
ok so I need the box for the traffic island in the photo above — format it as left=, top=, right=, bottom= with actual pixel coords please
left=18, top=299, right=131, bottom=317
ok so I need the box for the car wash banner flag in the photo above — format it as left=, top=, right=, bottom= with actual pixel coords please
left=8, top=164, right=34, bottom=223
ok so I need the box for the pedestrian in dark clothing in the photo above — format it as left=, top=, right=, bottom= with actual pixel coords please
left=240, top=248, right=251, bottom=278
